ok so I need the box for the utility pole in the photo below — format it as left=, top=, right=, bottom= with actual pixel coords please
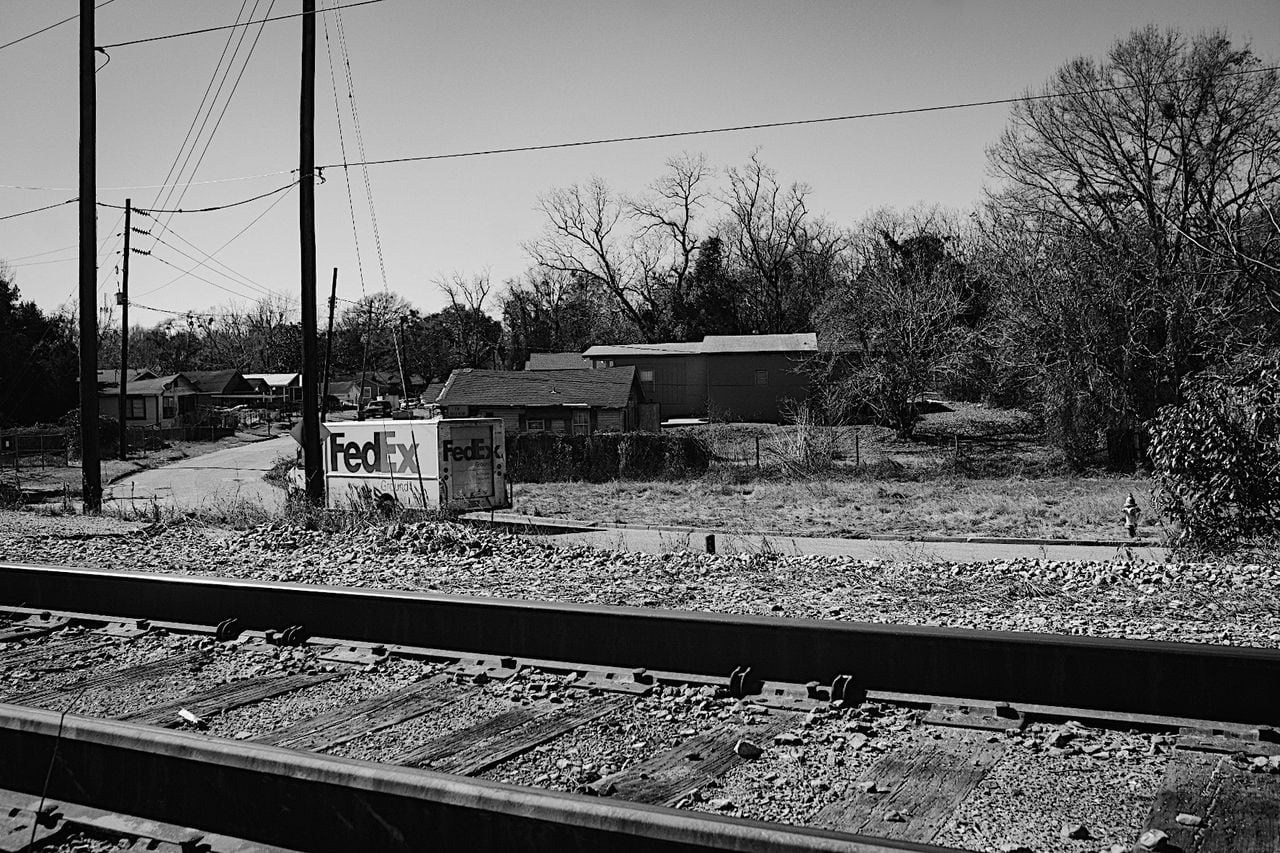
left=117, top=199, right=131, bottom=460
left=397, top=314, right=409, bottom=406
left=299, top=0, right=323, bottom=506
left=321, top=268, right=336, bottom=419
left=79, top=0, right=101, bottom=511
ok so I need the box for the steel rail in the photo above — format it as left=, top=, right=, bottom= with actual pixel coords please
left=0, top=702, right=949, bottom=853
left=2, top=562, right=1278, bottom=725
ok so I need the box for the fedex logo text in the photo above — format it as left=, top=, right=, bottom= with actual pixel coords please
left=441, top=438, right=501, bottom=462
left=327, top=431, right=419, bottom=474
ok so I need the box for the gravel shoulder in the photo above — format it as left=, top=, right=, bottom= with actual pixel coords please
left=2, top=509, right=1276, bottom=649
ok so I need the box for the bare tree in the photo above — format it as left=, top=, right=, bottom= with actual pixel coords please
left=722, top=152, right=814, bottom=333
left=525, top=177, right=661, bottom=339
left=437, top=272, right=499, bottom=368
left=986, top=26, right=1280, bottom=467
left=628, top=153, right=712, bottom=334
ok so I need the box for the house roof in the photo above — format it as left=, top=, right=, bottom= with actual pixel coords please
left=96, top=369, right=156, bottom=385
left=328, top=377, right=388, bottom=396
left=438, top=367, right=637, bottom=409
left=421, top=382, right=445, bottom=403
left=524, top=352, right=588, bottom=370
left=700, top=333, right=817, bottom=353
left=583, top=341, right=701, bottom=358
left=584, top=333, right=817, bottom=358
left=243, top=372, right=300, bottom=387
left=111, top=374, right=191, bottom=396
left=184, top=370, right=253, bottom=395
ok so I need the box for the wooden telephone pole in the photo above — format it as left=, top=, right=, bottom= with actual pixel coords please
left=117, top=200, right=131, bottom=460
left=321, top=268, right=337, bottom=419
left=79, top=0, right=101, bottom=510
left=299, top=0, right=323, bottom=505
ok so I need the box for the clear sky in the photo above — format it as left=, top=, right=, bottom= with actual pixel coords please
left=1, top=1, right=1276, bottom=323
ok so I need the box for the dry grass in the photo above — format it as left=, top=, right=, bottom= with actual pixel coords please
left=512, top=474, right=1151, bottom=540
left=512, top=404, right=1153, bottom=541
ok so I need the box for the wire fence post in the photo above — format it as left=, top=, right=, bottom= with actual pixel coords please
left=755, top=436, right=760, bottom=470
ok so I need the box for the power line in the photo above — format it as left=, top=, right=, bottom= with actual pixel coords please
left=99, top=180, right=298, bottom=214
left=0, top=170, right=294, bottom=193
left=136, top=183, right=296, bottom=297
left=146, top=0, right=277, bottom=252
left=315, top=65, right=1280, bottom=172
left=142, top=229, right=282, bottom=300
left=98, top=0, right=387, bottom=49
left=0, top=0, right=116, bottom=53
left=0, top=198, right=77, bottom=222
left=139, top=250, right=269, bottom=303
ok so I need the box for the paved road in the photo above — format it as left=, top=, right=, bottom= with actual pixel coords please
left=104, top=436, right=295, bottom=513
left=468, top=513, right=1168, bottom=563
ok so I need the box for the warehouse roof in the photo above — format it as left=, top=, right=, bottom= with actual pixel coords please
left=438, top=366, right=638, bottom=408
left=584, top=333, right=816, bottom=358
left=524, top=352, right=589, bottom=370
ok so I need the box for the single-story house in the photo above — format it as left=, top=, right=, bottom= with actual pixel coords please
left=583, top=333, right=817, bottom=422
left=243, top=373, right=302, bottom=409
left=97, top=373, right=199, bottom=428
left=96, top=369, right=157, bottom=386
left=436, top=366, right=647, bottom=434
left=184, top=370, right=258, bottom=411
left=523, top=352, right=588, bottom=371
left=327, top=377, right=393, bottom=409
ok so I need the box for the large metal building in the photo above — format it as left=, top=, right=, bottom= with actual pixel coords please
left=583, top=333, right=817, bottom=422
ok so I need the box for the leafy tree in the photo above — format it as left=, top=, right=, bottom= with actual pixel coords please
left=0, top=271, right=78, bottom=425
left=1148, top=352, right=1280, bottom=550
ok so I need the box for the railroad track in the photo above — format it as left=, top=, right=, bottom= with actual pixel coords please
left=0, top=562, right=1277, bottom=853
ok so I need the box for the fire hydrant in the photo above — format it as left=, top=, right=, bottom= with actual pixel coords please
left=1122, top=494, right=1141, bottom=538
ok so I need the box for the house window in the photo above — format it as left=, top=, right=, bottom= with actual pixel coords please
left=754, top=369, right=769, bottom=386
left=128, top=398, right=147, bottom=420
left=526, top=418, right=545, bottom=432
left=162, top=397, right=175, bottom=419
left=571, top=410, right=590, bottom=435
left=639, top=369, right=655, bottom=383
left=361, top=387, right=372, bottom=400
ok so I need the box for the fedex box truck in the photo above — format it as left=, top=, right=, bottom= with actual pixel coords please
left=303, top=417, right=508, bottom=511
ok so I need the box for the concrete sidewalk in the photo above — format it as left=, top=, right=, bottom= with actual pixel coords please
left=465, top=511, right=1168, bottom=563
left=103, top=435, right=295, bottom=513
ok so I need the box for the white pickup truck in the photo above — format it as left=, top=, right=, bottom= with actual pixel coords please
left=289, top=416, right=508, bottom=511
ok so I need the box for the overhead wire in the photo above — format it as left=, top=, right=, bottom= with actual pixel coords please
left=90, top=0, right=258, bottom=299
left=145, top=0, right=278, bottom=252
left=135, top=183, right=297, bottom=298
left=314, top=65, right=1280, bottom=172
left=98, top=0, right=387, bottom=49
left=137, top=228, right=284, bottom=301
left=0, top=198, right=77, bottom=222
left=0, top=0, right=116, bottom=53
left=100, top=180, right=299, bottom=215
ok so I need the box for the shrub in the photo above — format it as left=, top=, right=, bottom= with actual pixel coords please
left=1148, top=353, right=1280, bottom=551
left=505, top=432, right=709, bottom=483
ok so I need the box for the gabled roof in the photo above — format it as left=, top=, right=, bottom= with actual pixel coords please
left=184, top=370, right=254, bottom=395
left=112, top=374, right=195, bottom=396
left=438, top=367, right=637, bottom=409
left=584, top=333, right=817, bottom=358
left=524, top=352, right=588, bottom=370
left=421, top=382, right=445, bottom=403
left=243, top=372, right=300, bottom=387
left=96, top=369, right=156, bottom=385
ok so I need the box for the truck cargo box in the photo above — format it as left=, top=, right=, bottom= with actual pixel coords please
left=312, top=417, right=507, bottom=511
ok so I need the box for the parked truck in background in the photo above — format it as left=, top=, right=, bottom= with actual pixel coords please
left=290, top=417, right=508, bottom=511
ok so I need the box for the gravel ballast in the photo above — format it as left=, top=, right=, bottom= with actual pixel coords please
left=1, top=510, right=1277, bottom=648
